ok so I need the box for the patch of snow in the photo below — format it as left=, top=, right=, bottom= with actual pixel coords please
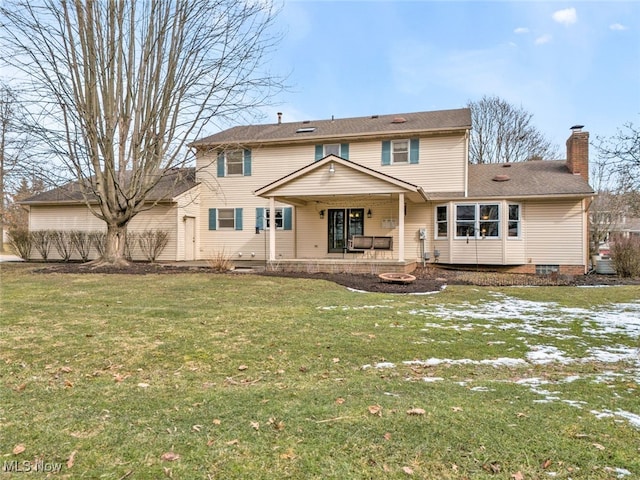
left=362, top=362, right=396, bottom=370
left=404, top=357, right=527, bottom=368
left=422, top=377, right=444, bottom=383
left=526, top=345, right=573, bottom=364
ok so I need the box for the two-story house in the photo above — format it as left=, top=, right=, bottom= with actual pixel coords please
left=22, top=108, right=595, bottom=274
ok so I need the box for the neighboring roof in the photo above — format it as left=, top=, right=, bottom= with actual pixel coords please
left=192, top=108, right=472, bottom=147
left=467, top=160, right=595, bottom=199
left=20, top=168, right=197, bottom=205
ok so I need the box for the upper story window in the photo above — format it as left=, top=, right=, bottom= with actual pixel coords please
left=436, top=205, right=448, bottom=238
left=381, top=139, right=419, bottom=165
left=455, top=203, right=500, bottom=238
left=217, top=149, right=251, bottom=177
left=392, top=140, right=409, bottom=163
left=315, top=143, right=349, bottom=161
left=225, top=150, right=244, bottom=175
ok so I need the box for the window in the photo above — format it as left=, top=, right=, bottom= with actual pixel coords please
left=455, top=204, right=500, bottom=238
left=225, top=150, right=243, bottom=175
left=381, top=139, right=419, bottom=165
left=436, top=205, right=448, bottom=238
left=218, top=208, right=235, bottom=228
left=255, top=207, right=292, bottom=231
left=217, top=149, right=251, bottom=177
left=324, top=144, right=341, bottom=156
left=315, top=143, right=349, bottom=160
left=208, top=208, right=243, bottom=230
left=266, top=208, right=284, bottom=229
left=392, top=140, right=409, bottom=163
left=508, top=204, right=521, bottom=238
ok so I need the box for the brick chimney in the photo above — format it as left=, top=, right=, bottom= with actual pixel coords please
left=566, top=125, right=589, bottom=183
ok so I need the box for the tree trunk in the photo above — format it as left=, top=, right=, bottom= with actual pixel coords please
left=90, top=223, right=129, bottom=267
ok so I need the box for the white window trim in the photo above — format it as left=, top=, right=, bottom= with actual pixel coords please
left=324, top=144, right=341, bottom=157
left=454, top=203, right=501, bottom=239
left=435, top=204, right=448, bottom=239
left=391, top=139, right=409, bottom=164
left=265, top=208, right=284, bottom=230
left=507, top=203, right=522, bottom=239
left=217, top=208, right=236, bottom=229
left=225, top=150, right=244, bottom=176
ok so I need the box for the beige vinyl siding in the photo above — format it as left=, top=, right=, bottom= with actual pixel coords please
left=28, top=204, right=180, bottom=261
left=524, top=199, right=586, bottom=265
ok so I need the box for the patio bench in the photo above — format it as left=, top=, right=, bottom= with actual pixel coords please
left=348, top=235, right=393, bottom=252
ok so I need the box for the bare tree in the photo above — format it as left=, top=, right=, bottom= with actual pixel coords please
left=595, top=120, right=640, bottom=192
left=467, top=95, right=558, bottom=164
left=0, top=0, right=283, bottom=266
left=0, top=82, right=31, bottom=252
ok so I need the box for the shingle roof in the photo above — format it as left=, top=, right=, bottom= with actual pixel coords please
left=467, top=160, right=594, bottom=198
left=192, top=108, right=472, bottom=146
left=20, top=168, right=197, bottom=205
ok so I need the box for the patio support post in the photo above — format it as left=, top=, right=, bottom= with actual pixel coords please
left=398, top=192, right=405, bottom=262
left=269, top=196, right=276, bottom=261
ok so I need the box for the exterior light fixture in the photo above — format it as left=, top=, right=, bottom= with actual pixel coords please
left=329, top=163, right=335, bottom=174
left=367, top=209, right=372, bottom=218
left=319, top=210, right=325, bottom=219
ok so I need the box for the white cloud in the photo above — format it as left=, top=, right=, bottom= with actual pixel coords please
left=552, top=7, right=577, bottom=26
left=610, top=23, right=628, bottom=31
left=535, top=34, right=553, bottom=45
left=514, top=27, right=530, bottom=34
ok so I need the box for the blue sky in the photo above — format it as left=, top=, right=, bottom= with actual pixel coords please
left=260, top=0, right=640, bottom=151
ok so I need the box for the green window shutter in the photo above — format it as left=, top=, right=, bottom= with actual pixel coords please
left=235, top=208, right=243, bottom=231
left=256, top=208, right=264, bottom=230
left=243, top=149, right=252, bottom=176
left=217, top=152, right=225, bottom=177
left=208, top=208, right=217, bottom=230
left=340, top=143, right=349, bottom=160
left=381, top=141, right=391, bottom=165
left=283, top=207, right=292, bottom=230
left=315, top=145, right=324, bottom=161
left=410, top=138, right=419, bottom=164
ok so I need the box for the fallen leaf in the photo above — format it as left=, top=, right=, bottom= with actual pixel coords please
left=402, top=466, right=414, bottom=475
left=60, top=366, right=73, bottom=373
left=592, top=443, right=605, bottom=450
left=541, top=459, right=552, bottom=469
left=137, top=383, right=150, bottom=388
left=511, top=471, right=524, bottom=480
left=482, top=462, right=501, bottom=473
left=332, top=358, right=340, bottom=363
left=206, top=438, right=215, bottom=446
left=163, top=467, right=172, bottom=478
left=67, top=450, right=77, bottom=469
left=280, top=449, right=296, bottom=460
left=191, top=425, right=202, bottom=432
left=516, top=412, right=528, bottom=418
left=212, top=419, right=221, bottom=425
left=406, top=408, right=426, bottom=416
left=64, top=379, right=74, bottom=388
left=250, top=421, right=260, bottom=430
left=335, top=397, right=345, bottom=405
left=451, top=406, right=463, bottom=412
left=160, top=451, right=180, bottom=462
left=383, top=432, right=392, bottom=441
left=238, top=365, right=248, bottom=371
left=12, top=444, right=26, bottom=455
left=15, top=383, right=27, bottom=392
left=368, top=405, right=382, bottom=416
left=226, top=439, right=239, bottom=446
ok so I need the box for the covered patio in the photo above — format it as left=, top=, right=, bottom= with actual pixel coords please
left=254, top=155, right=429, bottom=273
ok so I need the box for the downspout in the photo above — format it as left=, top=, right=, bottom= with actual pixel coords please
left=464, top=129, right=469, bottom=198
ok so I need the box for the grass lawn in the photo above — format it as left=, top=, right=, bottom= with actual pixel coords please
left=0, top=263, right=639, bottom=479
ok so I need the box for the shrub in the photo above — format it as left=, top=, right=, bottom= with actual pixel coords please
left=611, top=237, right=640, bottom=278
left=124, top=232, right=137, bottom=261
left=8, top=229, right=32, bottom=260
left=51, top=230, right=73, bottom=261
left=69, top=231, right=91, bottom=262
left=31, top=230, right=54, bottom=261
left=138, top=229, right=169, bottom=262
left=89, top=231, right=107, bottom=257
left=206, top=251, right=234, bottom=272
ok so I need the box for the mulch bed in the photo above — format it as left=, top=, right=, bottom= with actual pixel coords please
left=32, top=262, right=640, bottom=294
